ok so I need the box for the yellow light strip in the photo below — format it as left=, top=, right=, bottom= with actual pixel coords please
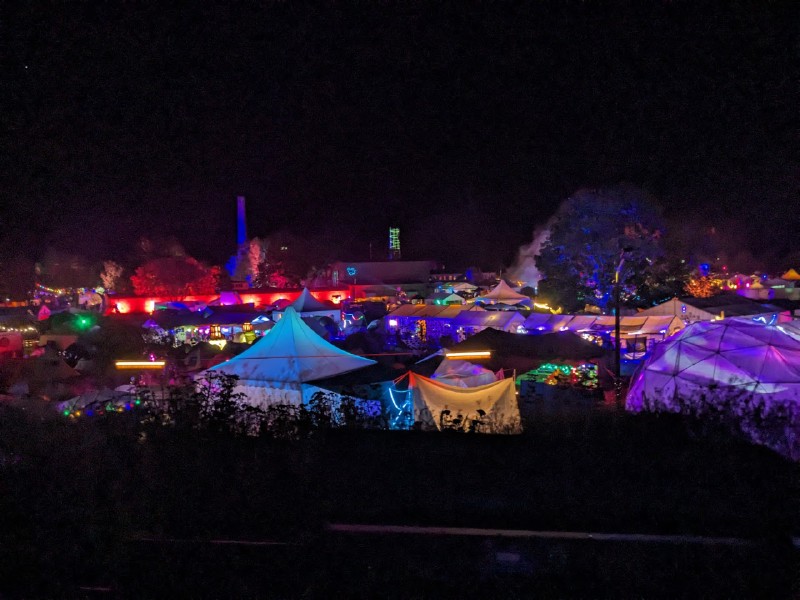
left=115, top=360, right=166, bottom=369
left=444, top=351, right=492, bottom=359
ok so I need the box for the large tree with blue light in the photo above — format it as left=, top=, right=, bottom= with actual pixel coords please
left=535, top=186, right=668, bottom=312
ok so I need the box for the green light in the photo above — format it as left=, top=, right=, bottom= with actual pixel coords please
left=135, top=399, right=141, bottom=405
left=74, top=315, right=94, bottom=330
left=63, top=410, right=70, bottom=416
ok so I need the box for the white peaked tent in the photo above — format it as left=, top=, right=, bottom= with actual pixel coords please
left=432, top=358, right=499, bottom=388
left=476, top=280, right=532, bottom=307
left=207, top=307, right=376, bottom=406
left=274, top=288, right=340, bottom=322
left=627, top=318, right=800, bottom=457
left=410, top=372, right=521, bottom=433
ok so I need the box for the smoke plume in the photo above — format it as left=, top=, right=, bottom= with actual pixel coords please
left=508, top=220, right=554, bottom=290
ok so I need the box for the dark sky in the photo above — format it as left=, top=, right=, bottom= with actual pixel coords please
left=1, top=1, right=798, bottom=270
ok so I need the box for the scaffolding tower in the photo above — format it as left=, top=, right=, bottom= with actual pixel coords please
left=388, top=227, right=401, bottom=260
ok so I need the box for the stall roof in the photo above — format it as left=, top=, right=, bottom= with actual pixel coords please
left=447, top=328, right=605, bottom=361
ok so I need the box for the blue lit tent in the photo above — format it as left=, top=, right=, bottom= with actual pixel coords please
left=206, top=307, right=376, bottom=406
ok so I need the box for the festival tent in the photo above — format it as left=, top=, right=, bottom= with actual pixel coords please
left=58, top=387, right=136, bottom=413
left=445, top=281, right=478, bottom=293
left=781, top=268, right=800, bottom=281
left=206, top=307, right=376, bottom=406
left=523, top=313, right=685, bottom=353
left=523, top=313, right=683, bottom=337
left=626, top=318, right=800, bottom=457
left=443, top=327, right=605, bottom=374
left=475, top=280, right=532, bottom=307
left=431, top=358, right=499, bottom=388
left=425, top=292, right=466, bottom=305
left=410, top=372, right=521, bottom=433
left=274, top=288, right=340, bottom=323
left=452, top=310, right=526, bottom=336
left=628, top=318, right=800, bottom=409
left=387, top=304, right=482, bottom=319
left=636, top=295, right=791, bottom=322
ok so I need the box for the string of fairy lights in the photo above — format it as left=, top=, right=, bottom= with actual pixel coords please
left=516, top=362, right=599, bottom=389
left=62, top=398, right=143, bottom=419
left=34, top=283, right=105, bottom=296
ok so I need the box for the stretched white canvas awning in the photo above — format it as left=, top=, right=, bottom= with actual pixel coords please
left=410, top=372, right=521, bottom=433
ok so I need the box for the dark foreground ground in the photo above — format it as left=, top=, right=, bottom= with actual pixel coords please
left=0, top=406, right=797, bottom=598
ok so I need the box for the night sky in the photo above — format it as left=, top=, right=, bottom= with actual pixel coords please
left=1, top=2, right=798, bottom=271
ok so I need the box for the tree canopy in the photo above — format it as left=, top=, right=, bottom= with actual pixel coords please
left=535, top=186, right=668, bottom=311
left=130, top=256, right=219, bottom=297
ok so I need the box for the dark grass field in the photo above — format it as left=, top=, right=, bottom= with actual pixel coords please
left=0, top=406, right=797, bottom=598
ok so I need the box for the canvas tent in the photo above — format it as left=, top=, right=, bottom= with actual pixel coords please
left=442, top=327, right=605, bottom=374
left=410, top=372, right=521, bottom=433
left=635, top=295, right=791, bottom=323
left=452, top=310, right=526, bottom=337
left=274, top=288, right=340, bottom=322
left=523, top=313, right=684, bottom=349
left=431, top=358, right=499, bottom=388
left=475, top=280, right=532, bottom=307
left=781, top=269, right=800, bottom=281
left=626, top=318, right=800, bottom=458
left=425, top=292, right=465, bottom=305
left=444, top=281, right=478, bottom=293
left=207, top=307, right=376, bottom=406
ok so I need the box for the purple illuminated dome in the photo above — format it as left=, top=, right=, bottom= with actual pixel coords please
left=627, top=317, right=800, bottom=459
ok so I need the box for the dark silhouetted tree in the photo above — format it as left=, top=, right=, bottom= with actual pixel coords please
left=536, top=186, right=667, bottom=311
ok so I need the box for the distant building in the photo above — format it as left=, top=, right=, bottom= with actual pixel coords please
left=328, top=260, right=437, bottom=301
left=430, top=270, right=464, bottom=282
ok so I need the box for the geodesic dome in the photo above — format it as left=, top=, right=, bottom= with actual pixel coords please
left=627, top=318, right=800, bottom=412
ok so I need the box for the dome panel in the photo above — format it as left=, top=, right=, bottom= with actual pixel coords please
left=627, top=318, right=800, bottom=413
